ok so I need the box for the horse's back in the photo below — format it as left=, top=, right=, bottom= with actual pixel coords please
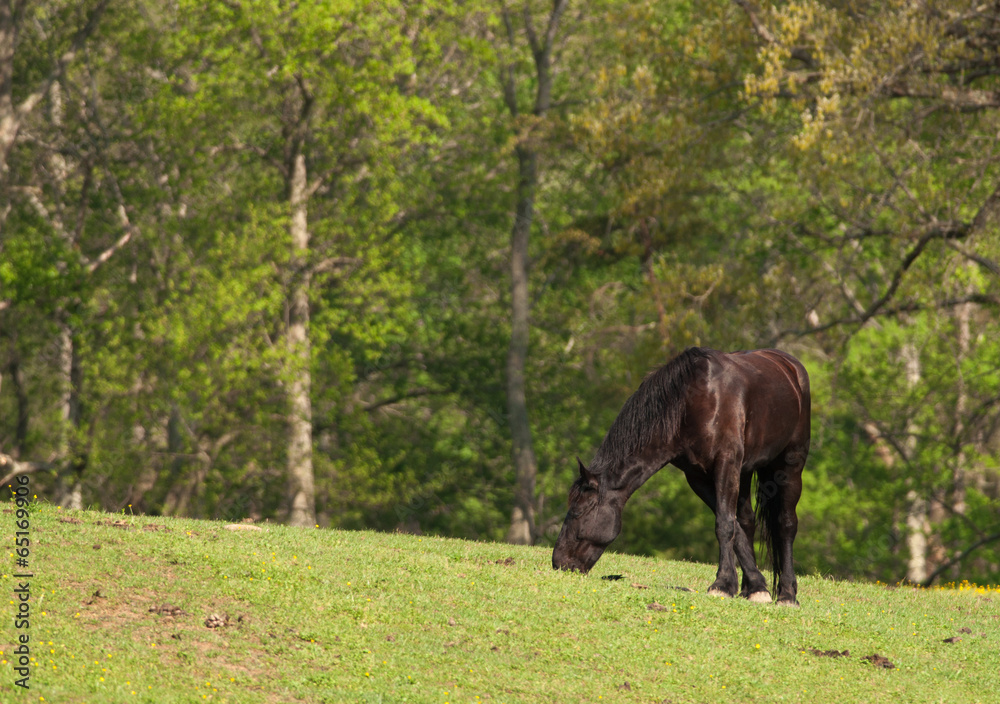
left=683, top=348, right=810, bottom=469
left=735, top=348, right=810, bottom=412
left=697, top=348, right=808, bottom=397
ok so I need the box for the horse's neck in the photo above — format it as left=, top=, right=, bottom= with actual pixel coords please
left=610, top=452, right=673, bottom=503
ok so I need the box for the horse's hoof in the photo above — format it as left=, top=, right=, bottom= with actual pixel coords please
left=747, top=591, right=772, bottom=604
left=776, top=598, right=800, bottom=607
left=707, top=588, right=733, bottom=598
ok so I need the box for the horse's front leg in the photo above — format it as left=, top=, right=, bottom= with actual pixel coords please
left=706, top=459, right=742, bottom=598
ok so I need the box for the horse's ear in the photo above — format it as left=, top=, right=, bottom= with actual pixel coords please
left=577, top=456, right=597, bottom=486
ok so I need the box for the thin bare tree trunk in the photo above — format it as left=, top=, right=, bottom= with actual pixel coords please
left=55, top=321, right=84, bottom=510
left=501, top=0, right=568, bottom=545
left=952, top=290, right=972, bottom=516
left=902, top=342, right=928, bottom=583
left=506, top=143, right=539, bottom=544
left=0, top=0, right=27, bottom=176
left=7, top=352, right=28, bottom=459
left=161, top=408, right=188, bottom=515
left=285, top=148, right=316, bottom=527
left=905, top=491, right=928, bottom=582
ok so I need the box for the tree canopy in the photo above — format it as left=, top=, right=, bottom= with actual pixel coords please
left=2, top=0, right=998, bottom=586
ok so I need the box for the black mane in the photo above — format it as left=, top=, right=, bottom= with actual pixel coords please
left=590, top=347, right=711, bottom=472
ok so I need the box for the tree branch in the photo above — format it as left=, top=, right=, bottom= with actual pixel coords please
left=920, top=531, right=1000, bottom=587
left=543, top=0, right=568, bottom=52
left=363, top=388, right=450, bottom=413
left=86, top=178, right=138, bottom=273
left=0, top=453, right=51, bottom=488
left=12, top=185, right=69, bottom=242
left=945, top=240, right=1000, bottom=276
left=532, top=0, right=567, bottom=114
left=312, top=256, right=360, bottom=276
left=775, top=221, right=978, bottom=341
left=971, top=179, right=1000, bottom=234
left=499, top=6, right=519, bottom=117
left=889, top=84, right=1000, bottom=111
left=522, top=3, right=540, bottom=59
left=6, top=0, right=110, bottom=133
left=731, top=0, right=775, bottom=44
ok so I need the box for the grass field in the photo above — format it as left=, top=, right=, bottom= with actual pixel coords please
left=2, top=502, right=998, bottom=703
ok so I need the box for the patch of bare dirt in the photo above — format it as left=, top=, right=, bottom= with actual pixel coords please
left=647, top=602, right=669, bottom=611
left=149, top=604, right=189, bottom=617
left=75, top=586, right=158, bottom=631
left=84, top=589, right=108, bottom=605
left=94, top=519, right=133, bottom=529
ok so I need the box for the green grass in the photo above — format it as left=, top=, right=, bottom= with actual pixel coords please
left=3, top=503, right=998, bottom=703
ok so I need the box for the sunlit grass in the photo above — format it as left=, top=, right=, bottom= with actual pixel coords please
left=1, top=502, right=997, bottom=703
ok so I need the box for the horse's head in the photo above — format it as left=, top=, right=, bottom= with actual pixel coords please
left=552, top=459, right=622, bottom=573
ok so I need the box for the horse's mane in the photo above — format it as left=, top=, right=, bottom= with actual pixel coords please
left=590, top=347, right=711, bottom=473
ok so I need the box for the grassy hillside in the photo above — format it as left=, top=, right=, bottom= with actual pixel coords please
left=3, top=503, right=998, bottom=703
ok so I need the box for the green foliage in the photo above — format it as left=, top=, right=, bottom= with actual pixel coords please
left=1, top=0, right=998, bottom=586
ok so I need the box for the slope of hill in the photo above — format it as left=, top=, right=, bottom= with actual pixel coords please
left=2, top=502, right=997, bottom=703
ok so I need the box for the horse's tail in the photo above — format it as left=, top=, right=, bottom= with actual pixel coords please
left=753, top=468, right=783, bottom=597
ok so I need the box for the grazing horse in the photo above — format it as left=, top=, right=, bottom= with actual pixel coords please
left=551, top=347, right=810, bottom=606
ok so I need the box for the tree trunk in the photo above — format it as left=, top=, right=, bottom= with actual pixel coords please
left=902, top=342, right=928, bottom=583
left=905, top=490, right=929, bottom=583
left=0, top=0, right=25, bottom=176
left=285, top=149, right=316, bottom=527
left=159, top=406, right=186, bottom=514
left=951, top=289, right=972, bottom=517
left=7, top=352, right=28, bottom=459
left=501, top=0, right=568, bottom=546
left=506, top=144, right=539, bottom=544
left=55, top=320, right=84, bottom=510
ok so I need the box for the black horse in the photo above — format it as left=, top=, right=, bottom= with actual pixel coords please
left=552, top=347, right=810, bottom=606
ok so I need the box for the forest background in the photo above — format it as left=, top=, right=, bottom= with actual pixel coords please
left=1, top=0, right=999, bottom=587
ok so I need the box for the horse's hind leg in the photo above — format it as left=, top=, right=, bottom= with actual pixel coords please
left=774, top=457, right=804, bottom=606
left=758, top=452, right=805, bottom=606
left=737, top=473, right=770, bottom=602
